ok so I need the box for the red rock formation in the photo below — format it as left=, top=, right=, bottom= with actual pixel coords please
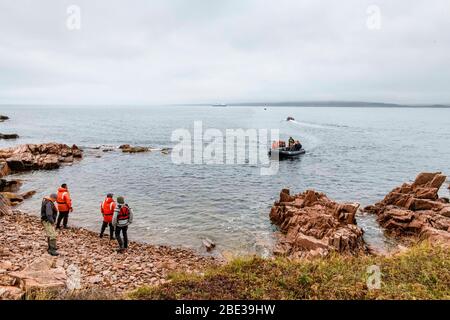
left=270, top=189, right=367, bottom=259
left=364, top=172, right=450, bottom=246
left=0, top=143, right=82, bottom=173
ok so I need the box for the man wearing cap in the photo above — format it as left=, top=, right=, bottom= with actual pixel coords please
left=41, top=193, right=59, bottom=256
left=100, top=193, right=116, bottom=239
left=112, top=196, right=133, bottom=252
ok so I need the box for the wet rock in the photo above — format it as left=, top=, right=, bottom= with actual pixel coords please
left=0, top=143, right=82, bottom=173
left=0, top=192, right=24, bottom=206
left=0, top=133, right=19, bottom=139
left=0, top=179, right=22, bottom=192
left=202, top=238, right=216, bottom=252
left=21, top=190, right=36, bottom=200
left=120, top=145, right=150, bottom=153
left=0, top=115, right=9, bottom=122
left=270, top=189, right=367, bottom=259
left=364, top=172, right=450, bottom=246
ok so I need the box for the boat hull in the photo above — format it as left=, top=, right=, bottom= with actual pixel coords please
left=268, top=148, right=305, bottom=159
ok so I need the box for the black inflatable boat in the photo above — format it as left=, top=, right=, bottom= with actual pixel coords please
left=268, top=147, right=306, bottom=159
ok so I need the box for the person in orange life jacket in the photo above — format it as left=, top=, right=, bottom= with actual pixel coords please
left=56, top=183, right=73, bottom=229
left=100, top=193, right=116, bottom=240
left=112, top=196, right=133, bottom=253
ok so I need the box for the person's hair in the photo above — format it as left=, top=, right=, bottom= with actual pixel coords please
left=61, top=183, right=67, bottom=188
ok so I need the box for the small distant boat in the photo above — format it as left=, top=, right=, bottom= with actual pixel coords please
left=269, top=147, right=305, bottom=159
left=212, top=103, right=227, bottom=107
left=286, top=116, right=295, bottom=121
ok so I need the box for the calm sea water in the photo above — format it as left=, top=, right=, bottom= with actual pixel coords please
left=1, top=105, right=450, bottom=255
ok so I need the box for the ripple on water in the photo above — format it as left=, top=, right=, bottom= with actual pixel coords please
left=4, top=105, right=450, bottom=255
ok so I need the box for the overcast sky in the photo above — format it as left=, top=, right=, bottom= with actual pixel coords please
left=0, top=0, right=449, bottom=105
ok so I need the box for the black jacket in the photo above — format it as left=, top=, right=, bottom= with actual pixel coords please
left=41, top=197, right=58, bottom=223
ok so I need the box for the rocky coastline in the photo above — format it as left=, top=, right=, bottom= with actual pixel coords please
left=270, top=189, right=367, bottom=259
left=1, top=113, right=449, bottom=300
left=364, top=172, right=450, bottom=245
left=0, top=115, right=216, bottom=299
left=270, top=172, right=450, bottom=260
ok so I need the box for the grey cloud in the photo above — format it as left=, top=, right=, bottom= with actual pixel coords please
left=0, top=0, right=449, bottom=104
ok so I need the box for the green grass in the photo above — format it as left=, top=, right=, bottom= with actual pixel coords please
left=129, top=242, right=450, bottom=300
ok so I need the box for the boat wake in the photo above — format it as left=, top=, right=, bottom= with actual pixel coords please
left=287, top=120, right=338, bottom=130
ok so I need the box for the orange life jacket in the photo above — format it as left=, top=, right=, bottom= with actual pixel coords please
left=101, top=197, right=116, bottom=223
left=56, top=187, right=72, bottom=212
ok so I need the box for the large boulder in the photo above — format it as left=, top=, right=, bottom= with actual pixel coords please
left=9, top=256, right=67, bottom=293
left=364, top=172, right=450, bottom=246
left=120, top=144, right=150, bottom=153
left=270, top=189, right=367, bottom=259
left=0, top=179, right=22, bottom=192
left=0, top=192, right=24, bottom=206
left=0, top=133, right=19, bottom=139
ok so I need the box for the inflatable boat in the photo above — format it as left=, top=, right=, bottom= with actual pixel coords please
left=268, top=147, right=305, bottom=159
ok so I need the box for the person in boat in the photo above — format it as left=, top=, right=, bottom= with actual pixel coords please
left=288, top=137, right=295, bottom=147
left=292, top=140, right=303, bottom=151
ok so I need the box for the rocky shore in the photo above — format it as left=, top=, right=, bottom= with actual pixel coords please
left=0, top=143, right=82, bottom=206
left=0, top=204, right=216, bottom=299
left=0, top=112, right=448, bottom=300
left=0, top=143, right=82, bottom=174
left=364, top=172, right=450, bottom=245
left=270, top=172, right=450, bottom=260
left=270, top=189, right=367, bottom=259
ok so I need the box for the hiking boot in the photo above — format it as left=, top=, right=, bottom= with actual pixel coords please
left=48, top=239, right=59, bottom=256
left=116, top=248, right=125, bottom=253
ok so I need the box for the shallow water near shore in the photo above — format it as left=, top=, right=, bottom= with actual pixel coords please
left=2, top=105, right=450, bottom=255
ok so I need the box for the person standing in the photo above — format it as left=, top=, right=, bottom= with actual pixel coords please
left=100, top=193, right=116, bottom=240
left=41, top=193, right=59, bottom=256
left=56, top=183, right=73, bottom=229
left=112, top=196, right=133, bottom=253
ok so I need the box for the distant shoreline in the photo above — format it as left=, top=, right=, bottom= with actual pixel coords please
left=1, top=102, right=450, bottom=108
